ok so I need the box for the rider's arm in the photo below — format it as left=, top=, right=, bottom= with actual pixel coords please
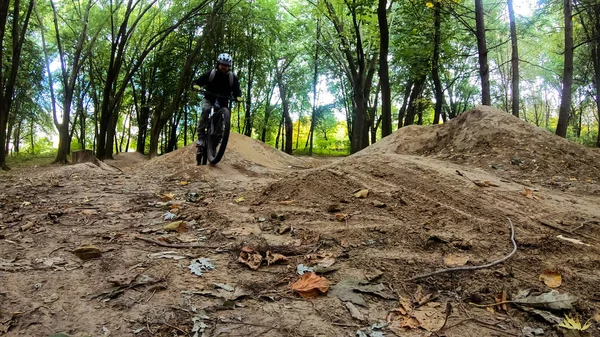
left=192, top=71, right=211, bottom=87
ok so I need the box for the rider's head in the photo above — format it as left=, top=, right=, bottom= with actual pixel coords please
left=216, top=53, right=232, bottom=73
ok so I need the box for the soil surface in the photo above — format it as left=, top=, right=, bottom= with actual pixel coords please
left=2, top=106, right=600, bottom=337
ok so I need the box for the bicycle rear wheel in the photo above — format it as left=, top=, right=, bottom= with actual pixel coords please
left=207, top=108, right=231, bottom=164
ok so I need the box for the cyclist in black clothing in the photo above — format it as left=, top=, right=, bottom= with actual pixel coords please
left=192, top=53, right=242, bottom=146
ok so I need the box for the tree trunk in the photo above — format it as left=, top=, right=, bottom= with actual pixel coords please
left=508, top=0, right=520, bottom=117
left=30, top=118, right=34, bottom=154
left=1, top=0, right=34, bottom=170
left=275, top=114, right=283, bottom=150
left=378, top=0, right=392, bottom=136
left=309, top=19, right=320, bottom=156
left=475, top=0, right=491, bottom=105
left=243, top=27, right=255, bottom=137
left=398, top=80, right=413, bottom=128
left=404, top=76, right=426, bottom=126
left=556, top=0, right=574, bottom=138
left=432, top=1, right=445, bottom=125
left=276, top=67, right=293, bottom=154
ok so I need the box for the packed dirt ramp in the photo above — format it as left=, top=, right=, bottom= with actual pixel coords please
left=2, top=107, right=600, bottom=337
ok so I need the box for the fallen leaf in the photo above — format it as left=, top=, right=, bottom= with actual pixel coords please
left=188, top=258, right=215, bottom=276
left=559, top=315, right=591, bottom=331
left=81, top=209, right=97, bottom=216
left=266, top=251, right=288, bottom=265
left=354, top=189, right=369, bottom=198
left=513, top=290, right=576, bottom=310
left=568, top=177, right=578, bottom=181
left=521, top=188, right=534, bottom=199
left=521, top=307, right=564, bottom=324
left=238, top=246, right=262, bottom=270
left=335, top=213, right=347, bottom=222
left=160, top=193, right=175, bottom=201
left=279, top=200, right=295, bottom=205
left=234, top=196, right=245, bottom=203
left=483, top=180, right=500, bottom=187
left=318, top=257, right=336, bottom=268
left=388, top=316, right=420, bottom=332
left=72, top=245, right=102, bottom=260
left=473, top=180, right=494, bottom=187
left=443, top=254, right=469, bottom=267
left=329, top=279, right=395, bottom=306
left=291, top=272, right=329, bottom=298
left=163, top=220, right=185, bottom=232
left=345, top=302, right=365, bottom=321
left=179, top=181, right=189, bottom=186
left=412, top=302, right=447, bottom=331
left=20, top=222, right=34, bottom=231
left=539, top=271, right=562, bottom=288
left=593, top=310, right=600, bottom=323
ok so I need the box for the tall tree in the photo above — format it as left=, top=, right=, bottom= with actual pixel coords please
left=474, top=0, right=491, bottom=105
left=431, top=0, right=445, bottom=124
left=507, top=0, right=519, bottom=117
left=0, top=0, right=34, bottom=170
left=556, top=0, right=574, bottom=137
left=378, top=0, right=392, bottom=136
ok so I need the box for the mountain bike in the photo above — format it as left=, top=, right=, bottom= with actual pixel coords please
left=196, top=91, right=233, bottom=166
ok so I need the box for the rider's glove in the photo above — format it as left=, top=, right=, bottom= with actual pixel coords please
left=236, top=97, right=243, bottom=102
left=193, top=84, right=201, bottom=91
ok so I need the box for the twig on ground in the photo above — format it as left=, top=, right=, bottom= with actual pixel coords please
left=134, top=236, right=207, bottom=248
left=539, top=219, right=600, bottom=244
left=407, top=218, right=517, bottom=281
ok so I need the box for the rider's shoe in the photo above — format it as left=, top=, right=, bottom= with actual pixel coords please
left=196, top=139, right=205, bottom=147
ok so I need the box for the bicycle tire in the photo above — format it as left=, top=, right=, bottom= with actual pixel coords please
left=207, top=108, right=231, bottom=164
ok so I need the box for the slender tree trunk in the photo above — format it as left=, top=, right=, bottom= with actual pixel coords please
left=0, top=0, right=33, bottom=170
left=183, top=104, right=188, bottom=146
left=508, top=0, right=520, bottom=117
left=556, top=0, right=574, bottom=138
left=404, top=76, right=426, bottom=126
left=475, top=0, right=491, bottom=105
left=29, top=118, right=34, bottom=154
left=378, top=0, right=392, bottom=136
left=398, top=80, right=413, bottom=128
left=309, top=19, right=320, bottom=156
left=432, top=1, right=445, bottom=125
left=275, top=114, right=282, bottom=149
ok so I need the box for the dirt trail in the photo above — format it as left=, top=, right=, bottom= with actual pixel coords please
left=2, top=107, right=600, bottom=337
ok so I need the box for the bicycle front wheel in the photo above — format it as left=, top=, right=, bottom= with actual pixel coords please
left=207, top=108, right=231, bottom=164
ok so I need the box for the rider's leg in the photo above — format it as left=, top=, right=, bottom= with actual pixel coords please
left=196, top=99, right=212, bottom=146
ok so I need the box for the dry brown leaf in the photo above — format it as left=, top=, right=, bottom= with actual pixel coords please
left=484, top=180, right=500, bottom=187
left=266, top=251, right=288, bottom=265
left=335, top=213, right=347, bottom=222
left=81, top=209, right=97, bottom=216
left=354, top=189, right=369, bottom=198
left=502, top=290, right=508, bottom=311
left=291, top=272, right=329, bottom=298
left=593, top=310, right=600, bottom=323
left=473, top=180, right=490, bottom=187
left=399, top=297, right=413, bottom=313
left=279, top=200, right=295, bottom=205
left=318, top=257, right=336, bottom=268
left=238, top=246, right=263, bottom=270
left=160, top=193, right=175, bottom=201
left=389, top=316, right=420, bottom=331
left=412, top=302, right=446, bottom=331
left=164, top=221, right=184, bottom=232
left=443, top=254, right=469, bottom=267
left=521, top=188, right=534, bottom=199
left=486, top=306, right=495, bottom=313
left=179, top=181, right=189, bottom=186
left=539, top=270, right=562, bottom=288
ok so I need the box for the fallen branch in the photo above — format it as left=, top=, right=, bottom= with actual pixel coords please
left=134, top=236, right=206, bottom=248
left=539, top=219, right=600, bottom=244
left=408, top=218, right=517, bottom=281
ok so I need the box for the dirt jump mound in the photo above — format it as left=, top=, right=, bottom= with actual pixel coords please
left=138, top=132, right=310, bottom=180
left=362, top=105, right=600, bottom=182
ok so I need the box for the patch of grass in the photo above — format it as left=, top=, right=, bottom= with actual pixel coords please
left=293, top=148, right=349, bottom=157
left=4, top=152, right=57, bottom=169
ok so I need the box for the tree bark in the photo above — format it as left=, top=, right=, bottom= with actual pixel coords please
left=309, top=18, right=320, bottom=156
left=404, top=76, right=426, bottom=126
left=0, top=0, right=34, bottom=170
left=475, top=0, right=491, bottom=105
left=398, top=80, right=413, bottom=128
left=432, top=1, right=445, bottom=125
left=556, top=0, right=574, bottom=138
left=378, top=0, right=392, bottom=136
left=508, top=0, right=520, bottom=117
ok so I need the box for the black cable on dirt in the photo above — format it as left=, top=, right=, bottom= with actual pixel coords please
left=407, top=217, right=517, bottom=281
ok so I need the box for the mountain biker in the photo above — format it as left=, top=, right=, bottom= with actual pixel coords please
left=192, top=53, right=242, bottom=147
